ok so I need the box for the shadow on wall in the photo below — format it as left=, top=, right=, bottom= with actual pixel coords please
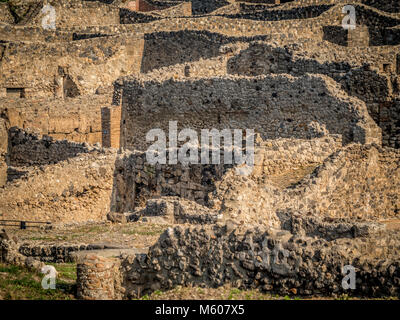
left=221, top=4, right=333, bottom=21
left=362, top=0, right=400, bottom=13
left=7, top=126, right=91, bottom=168
left=109, top=151, right=230, bottom=213
left=140, top=30, right=268, bottom=73
left=190, top=0, right=230, bottom=15
left=323, top=26, right=400, bottom=47
left=112, top=75, right=376, bottom=153
left=227, top=42, right=390, bottom=120
left=323, top=5, right=400, bottom=46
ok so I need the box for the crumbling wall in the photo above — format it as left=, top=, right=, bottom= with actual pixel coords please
left=76, top=224, right=400, bottom=299
left=0, top=95, right=108, bottom=145
left=0, top=150, right=118, bottom=223
left=111, top=151, right=229, bottom=212
left=0, top=35, right=144, bottom=98
left=0, top=3, right=14, bottom=24
left=25, top=0, right=120, bottom=28
left=140, top=30, right=267, bottom=73
left=227, top=41, right=396, bottom=147
left=0, top=118, right=8, bottom=187
left=117, top=74, right=380, bottom=151
left=214, top=144, right=400, bottom=226
left=7, top=127, right=93, bottom=167
left=379, top=99, right=400, bottom=148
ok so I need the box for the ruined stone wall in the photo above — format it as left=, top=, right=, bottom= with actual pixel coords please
left=214, top=144, right=400, bottom=227
left=111, top=151, right=229, bottom=212
left=379, top=99, right=400, bottom=148
left=0, top=3, right=14, bottom=24
left=76, top=224, right=400, bottom=299
left=0, top=25, right=73, bottom=42
left=111, top=135, right=342, bottom=217
left=117, top=74, right=380, bottom=152
left=227, top=41, right=398, bottom=147
left=0, top=95, right=108, bottom=145
left=0, top=35, right=144, bottom=98
left=7, top=127, right=93, bottom=167
left=27, top=0, right=120, bottom=28
left=255, top=135, right=342, bottom=176
left=139, top=30, right=267, bottom=73
left=0, top=150, right=117, bottom=223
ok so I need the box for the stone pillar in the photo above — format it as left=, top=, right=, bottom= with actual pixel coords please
left=101, top=106, right=122, bottom=149
left=77, top=254, right=122, bottom=300
left=347, top=25, right=369, bottom=47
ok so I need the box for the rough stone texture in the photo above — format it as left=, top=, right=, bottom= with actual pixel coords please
left=116, top=74, right=381, bottom=151
left=0, top=118, right=8, bottom=187
left=211, top=144, right=400, bottom=227
left=0, top=35, right=144, bottom=98
left=0, top=95, right=109, bottom=145
left=0, top=0, right=400, bottom=300
left=76, top=254, right=123, bottom=300
left=7, top=127, right=93, bottom=167
left=0, top=238, right=45, bottom=272
left=76, top=222, right=400, bottom=299
left=0, top=149, right=118, bottom=223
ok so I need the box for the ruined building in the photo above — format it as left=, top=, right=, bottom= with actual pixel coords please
left=0, top=0, right=399, bottom=299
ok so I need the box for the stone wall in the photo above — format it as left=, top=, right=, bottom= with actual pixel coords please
left=0, top=25, right=73, bottom=42
left=0, top=34, right=144, bottom=98
left=0, top=95, right=108, bottom=145
left=116, top=74, right=380, bottom=151
left=102, top=106, right=122, bottom=148
left=226, top=41, right=397, bottom=147
left=140, top=30, right=267, bottom=73
left=379, top=99, right=400, bottom=148
left=0, top=3, right=14, bottom=24
left=7, top=127, right=93, bottom=167
left=111, top=150, right=229, bottom=212
left=0, top=149, right=118, bottom=223
left=213, top=144, right=400, bottom=227
left=76, top=223, right=400, bottom=299
left=27, top=0, right=120, bottom=28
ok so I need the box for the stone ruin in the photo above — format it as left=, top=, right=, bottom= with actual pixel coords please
left=0, top=0, right=399, bottom=299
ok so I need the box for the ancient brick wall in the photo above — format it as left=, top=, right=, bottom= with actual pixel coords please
left=0, top=95, right=107, bottom=145
left=0, top=35, right=144, bottom=98
left=214, top=144, right=400, bottom=227
left=116, top=74, right=380, bottom=152
left=7, top=127, right=93, bottom=167
left=76, top=223, right=400, bottom=299
left=0, top=149, right=118, bottom=223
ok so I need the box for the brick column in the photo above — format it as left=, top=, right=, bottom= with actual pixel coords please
left=101, top=106, right=122, bottom=149
left=77, top=254, right=123, bottom=300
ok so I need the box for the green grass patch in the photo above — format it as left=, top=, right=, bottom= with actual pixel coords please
left=0, top=263, right=76, bottom=300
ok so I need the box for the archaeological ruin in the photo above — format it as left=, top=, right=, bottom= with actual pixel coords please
left=0, top=0, right=399, bottom=301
